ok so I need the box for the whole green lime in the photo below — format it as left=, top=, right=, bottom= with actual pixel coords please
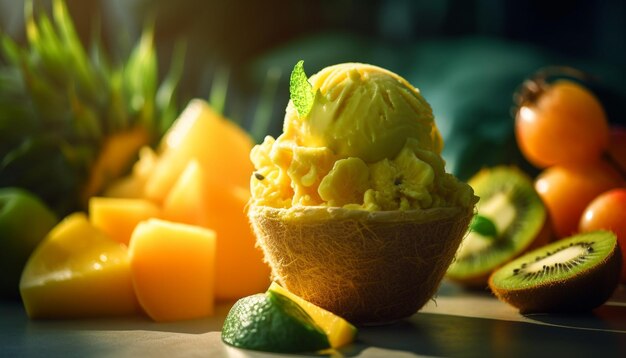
left=222, top=291, right=330, bottom=353
left=0, top=187, right=57, bottom=299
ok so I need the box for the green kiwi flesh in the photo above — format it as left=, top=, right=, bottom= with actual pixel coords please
left=447, top=166, right=550, bottom=287
left=489, top=230, right=622, bottom=314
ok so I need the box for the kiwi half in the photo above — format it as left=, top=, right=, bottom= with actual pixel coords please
left=489, top=231, right=622, bottom=314
left=446, top=166, right=551, bottom=287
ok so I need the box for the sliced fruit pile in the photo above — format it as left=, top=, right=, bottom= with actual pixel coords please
left=449, top=67, right=625, bottom=314
left=19, top=99, right=270, bottom=321
left=99, top=98, right=271, bottom=301
left=514, top=67, right=626, bottom=284
left=221, top=282, right=357, bottom=353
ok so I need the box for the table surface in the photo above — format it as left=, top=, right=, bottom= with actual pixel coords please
left=2, top=281, right=626, bottom=358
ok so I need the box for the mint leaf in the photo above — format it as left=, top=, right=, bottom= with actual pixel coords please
left=289, top=60, right=314, bottom=117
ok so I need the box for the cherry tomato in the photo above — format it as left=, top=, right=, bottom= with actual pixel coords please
left=535, top=160, right=623, bottom=238
left=579, top=188, right=626, bottom=283
left=516, top=80, right=609, bottom=168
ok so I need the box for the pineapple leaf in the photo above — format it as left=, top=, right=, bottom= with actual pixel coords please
left=106, top=71, right=128, bottom=133
left=124, top=22, right=157, bottom=130
left=89, top=17, right=112, bottom=87
left=0, top=0, right=188, bottom=215
left=251, top=67, right=282, bottom=142
left=156, top=39, right=186, bottom=134
left=68, top=85, right=102, bottom=140
left=36, top=12, right=67, bottom=87
left=1, top=36, right=22, bottom=66
left=209, top=66, right=229, bottom=116
left=52, top=0, right=99, bottom=101
left=25, top=1, right=39, bottom=47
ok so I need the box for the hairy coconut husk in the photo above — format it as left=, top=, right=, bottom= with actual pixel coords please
left=249, top=205, right=473, bottom=325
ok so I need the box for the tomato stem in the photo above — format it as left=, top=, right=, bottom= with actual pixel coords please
left=513, top=66, right=597, bottom=108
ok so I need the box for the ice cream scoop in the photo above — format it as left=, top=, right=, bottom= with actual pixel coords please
left=248, top=62, right=476, bottom=324
left=283, top=63, right=442, bottom=163
left=250, top=62, right=473, bottom=211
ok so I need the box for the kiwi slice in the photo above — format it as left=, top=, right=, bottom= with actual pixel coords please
left=446, top=166, right=551, bottom=287
left=489, top=231, right=622, bottom=314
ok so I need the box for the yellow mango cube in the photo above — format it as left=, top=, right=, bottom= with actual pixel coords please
left=162, top=160, right=208, bottom=227
left=162, top=159, right=270, bottom=301
left=129, top=219, right=217, bottom=322
left=20, top=213, right=139, bottom=319
left=104, top=146, right=159, bottom=199
left=89, top=197, right=161, bottom=245
left=102, top=175, right=145, bottom=199
left=207, top=184, right=271, bottom=301
left=144, top=99, right=254, bottom=203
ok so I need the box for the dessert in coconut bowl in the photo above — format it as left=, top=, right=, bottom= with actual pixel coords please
left=248, top=61, right=477, bottom=325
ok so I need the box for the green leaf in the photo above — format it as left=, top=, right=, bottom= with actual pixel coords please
left=209, top=66, right=229, bottom=116
left=52, top=0, right=99, bottom=101
left=156, top=40, right=186, bottom=135
left=106, top=71, right=128, bottom=133
left=289, top=60, right=314, bottom=117
left=470, top=214, right=498, bottom=238
left=123, top=22, right=157, bottom=128
left=251, top=66, right=281, bottom=142
left=1, top=36, right=22, bottom=66
left=36, top=12, right=67, bottom=86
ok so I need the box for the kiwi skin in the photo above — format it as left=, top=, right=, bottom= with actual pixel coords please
left=488, top=231, right=622, bottom=314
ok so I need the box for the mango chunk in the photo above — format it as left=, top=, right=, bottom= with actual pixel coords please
left=19, top=213, right=139, bottom=319
left=144, top=99, right=254, bottom=203
left=89, top=197, right=161, bottom=245
left=162, top=160, right=208, bottom=227
left=209, top=184, right=271, bottom=301
left=129, top=219, right=216, bottom=322
left=162, top=159, right=271, bottom=301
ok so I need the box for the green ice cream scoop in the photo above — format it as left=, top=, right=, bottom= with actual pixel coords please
left=284, top=63, right=442, bottom=163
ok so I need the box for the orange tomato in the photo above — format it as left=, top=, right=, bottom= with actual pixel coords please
left=579, top=188, right=626, bottom=283
left=515, top=80, right=609, bottom=168
left=535, top=160, right=623, bottom=238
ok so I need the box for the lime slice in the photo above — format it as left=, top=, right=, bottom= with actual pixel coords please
left=221, top=291, right=330, bottom=353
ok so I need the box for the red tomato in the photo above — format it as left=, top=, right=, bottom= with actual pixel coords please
left=579, top=188, right=626, bottom=283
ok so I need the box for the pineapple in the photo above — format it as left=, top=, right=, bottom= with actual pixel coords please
left=0, top=0, right=186, bottom=216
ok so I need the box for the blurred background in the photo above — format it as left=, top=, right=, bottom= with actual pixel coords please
left=1, top=0, right=625, bottom=180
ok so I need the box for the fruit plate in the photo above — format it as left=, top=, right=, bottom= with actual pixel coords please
left=2, top=281, right=625, bottom=357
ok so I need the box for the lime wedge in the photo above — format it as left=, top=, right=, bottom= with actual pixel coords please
left=221, top=291, right=330, bottom=353
left=268, top=282, right=357, bottom=348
